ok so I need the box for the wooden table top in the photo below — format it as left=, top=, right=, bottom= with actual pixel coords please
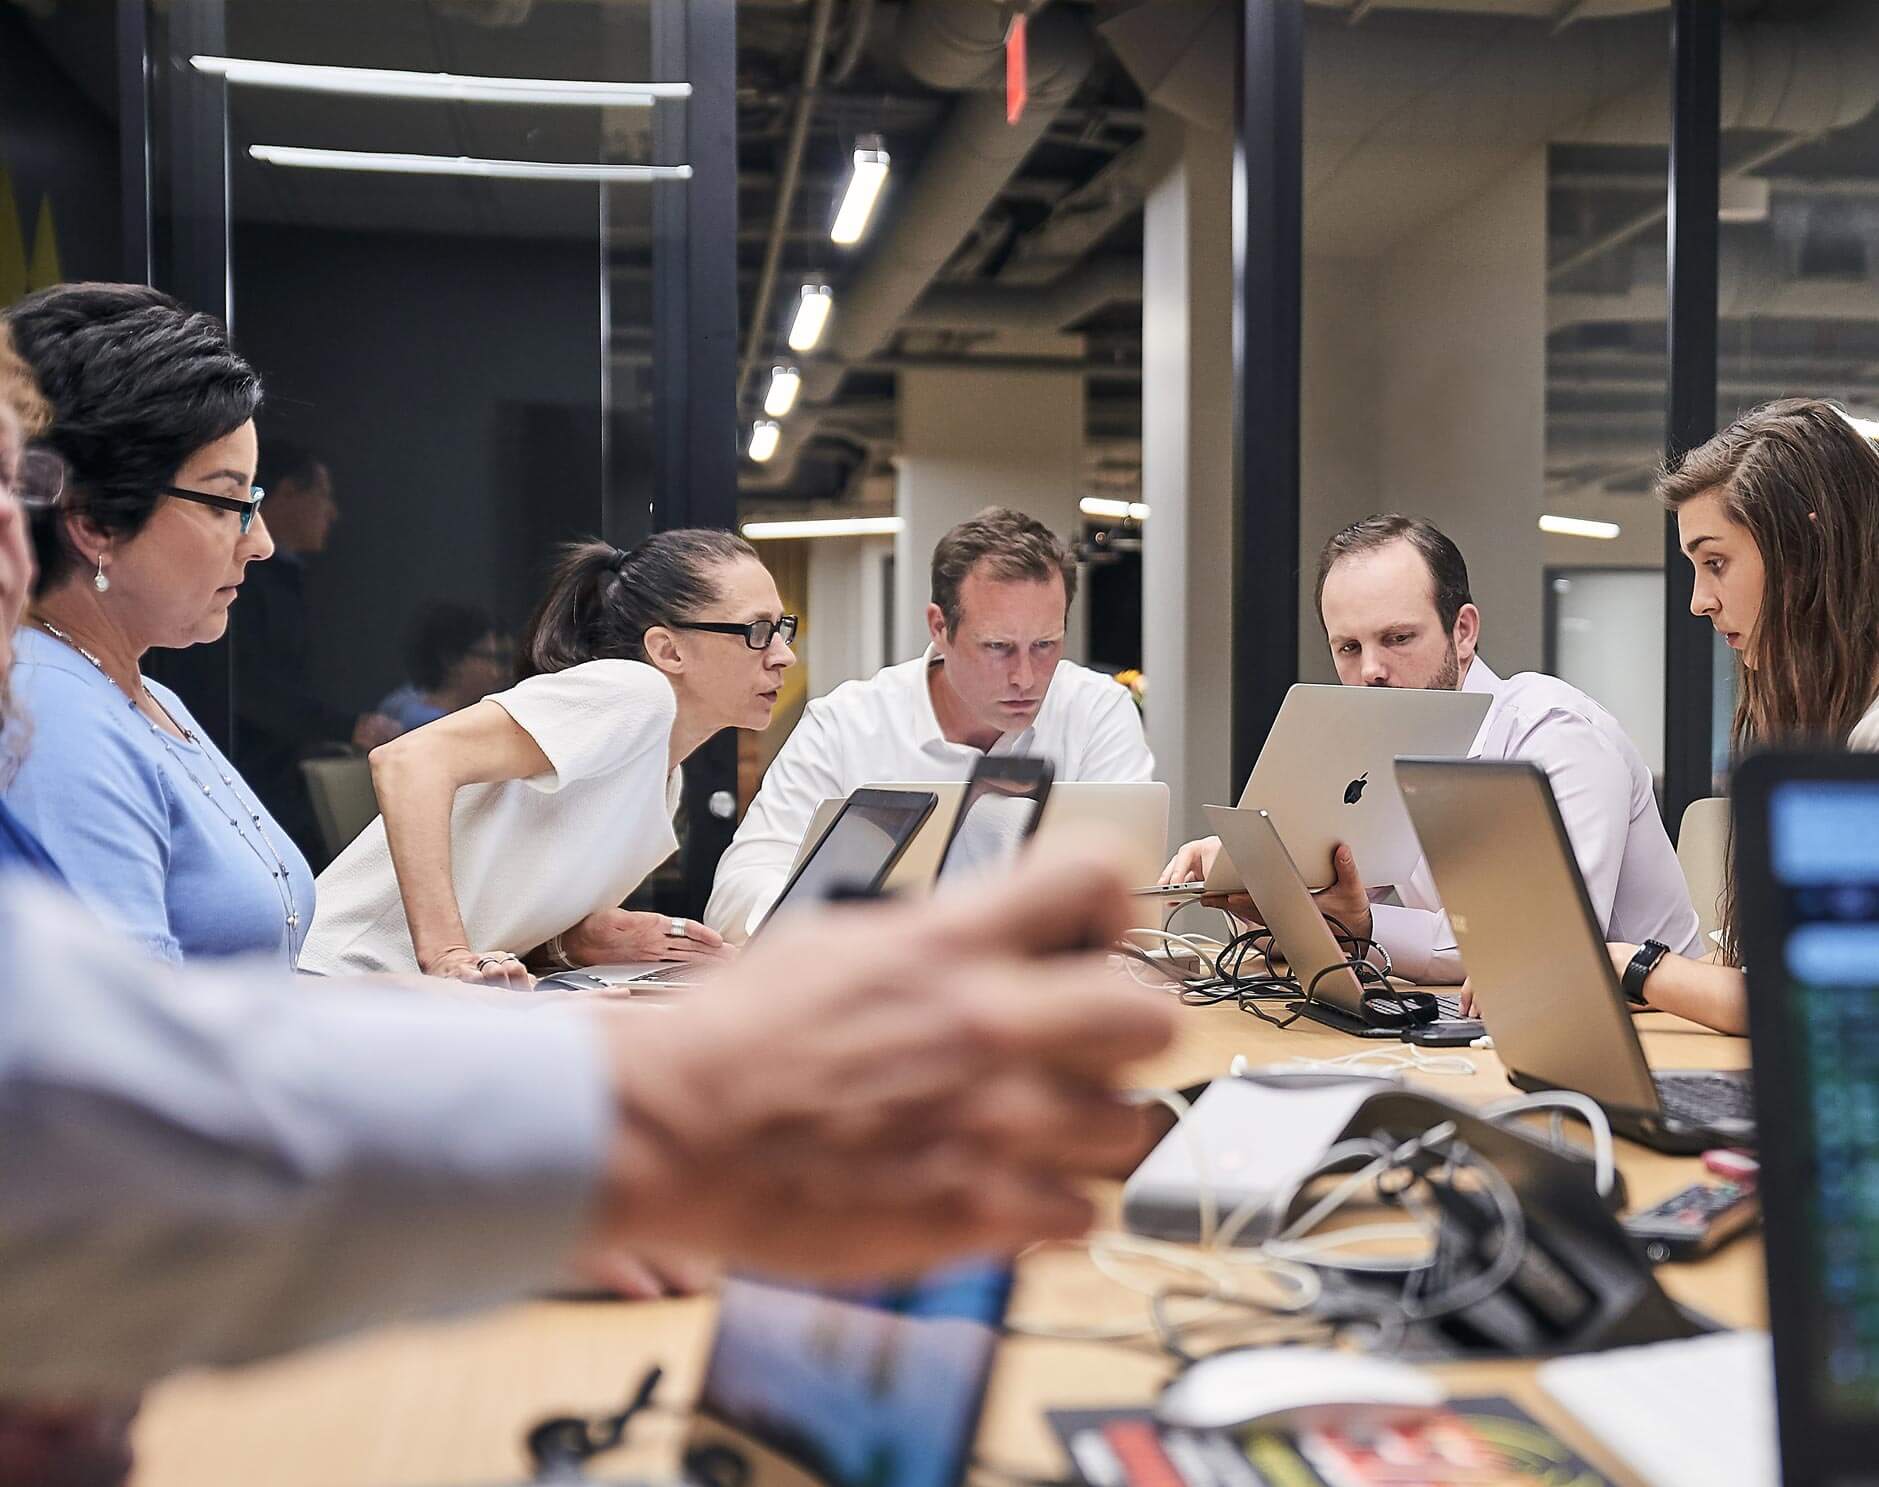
left=131, top=1000, right=1759, bottom=1487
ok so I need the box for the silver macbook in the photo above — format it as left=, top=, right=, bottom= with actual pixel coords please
left=1238, top=685, right=1489, bottom=890
left=1395, top=758, right=1753, bottom=1154
left=1207, top=804, right=1464, bottom=1036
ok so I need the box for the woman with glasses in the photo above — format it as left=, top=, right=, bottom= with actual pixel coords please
left=300, top=533, right=797, bottom=984
left=3, top=283, right=315, bottom=968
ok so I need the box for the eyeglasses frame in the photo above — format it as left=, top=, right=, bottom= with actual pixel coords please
left=161, top=483, right=267, bottom=534
left=671, top=615, right=799, bottom=650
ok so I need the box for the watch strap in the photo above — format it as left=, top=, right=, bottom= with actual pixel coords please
left=1623, top=938, right=1670, bottom=1005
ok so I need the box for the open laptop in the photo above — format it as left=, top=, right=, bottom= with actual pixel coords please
left=541, top=788, right=938, bottom=991
left=1396, top=758, right=1753, bottom=1153
left=792, top=782, right=969, bottom=901
left=801, top=781, right=1170, bottom=935
left=1141, top=684, right=1488, bottom=898
left=1207, top=803, right=1466, bottom=1037
left=1536, top=752, right=1879, bottom=1487
left=681, top=1260, right=1013, bottom=1487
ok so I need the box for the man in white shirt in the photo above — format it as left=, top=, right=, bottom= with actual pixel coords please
left=707, top=508, right=1155, bottom=939
left=1165, top=514, right=1701, bottom=983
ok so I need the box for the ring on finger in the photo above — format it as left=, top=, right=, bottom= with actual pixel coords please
left=666, top=916, right=688, bottom=939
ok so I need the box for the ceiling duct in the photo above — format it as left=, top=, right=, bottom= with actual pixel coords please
left=1100, top=0, right=1879, bottom=255
left=902, top=256, right=1140, bottom=332
left=763, top=0, right=1096, bottom=482
left=1550, top=234, right=1879, bottom=331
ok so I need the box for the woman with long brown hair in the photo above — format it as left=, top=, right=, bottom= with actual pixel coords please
left=1612, top=398, right=1879, bottom=1033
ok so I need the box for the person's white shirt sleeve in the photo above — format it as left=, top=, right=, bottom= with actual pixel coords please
left=490, top=659, right=675, bottom=794
left=705, top=702, right=847, bottom=940
left=1075, top=678, right=1155, bottom=783
left=1369, top=710, right=1637, bottom=984
left=0, top=874, right=611, bottom=1399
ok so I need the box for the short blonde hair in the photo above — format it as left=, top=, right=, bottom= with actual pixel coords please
left=0, top=326, right=49, bottom=438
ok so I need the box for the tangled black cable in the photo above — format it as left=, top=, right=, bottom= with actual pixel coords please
left=1124, top=907, right=1430, bottom=1033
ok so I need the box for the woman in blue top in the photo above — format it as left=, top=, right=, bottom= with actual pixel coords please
left=3, top=284, right=313, bottom=967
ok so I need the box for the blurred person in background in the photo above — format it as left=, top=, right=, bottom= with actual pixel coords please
left=233, top=437, right=399, bottom=864
left=375, top=600, right=512, bottom=732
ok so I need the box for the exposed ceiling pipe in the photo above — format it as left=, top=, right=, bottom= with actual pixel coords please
left=1550, top=236, right=1879, bottom=330
left=995, top=136, right=1158, bottom=286
left=1308, top=0, right=1669, bottom=20
left=830, top=0, right=879, bottom=83
left=902, top=257, right=1139, bottom=332
left=737, top=0, right=839, bottom=405
left=764, top=0, right=1097, bottom=481
left=1103, top=0, right=1879, bottom=258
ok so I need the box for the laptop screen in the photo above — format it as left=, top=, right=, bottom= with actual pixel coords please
left=1765, top=777, right=1879, bottom=1419
left=684, top=1261, right=1013, bottom=1487
left=763, top=790, right=935, bottom=930
left=935, top=772, right=1048, bottom=887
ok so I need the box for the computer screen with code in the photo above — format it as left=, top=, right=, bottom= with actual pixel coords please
left=1770, top=778, right=1879, bottom=1416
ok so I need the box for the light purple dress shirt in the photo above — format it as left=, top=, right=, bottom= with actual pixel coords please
left=1369, top=657, right=1703, bottom=983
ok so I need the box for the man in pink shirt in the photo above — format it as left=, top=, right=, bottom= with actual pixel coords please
left=1166, top=514, right=1701, bottom=983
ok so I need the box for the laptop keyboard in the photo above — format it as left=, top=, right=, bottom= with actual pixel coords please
left=1432, top=991, right=1464, bottom=1019
left=1653, top=1071, right=1754, bottom=1125
left=633, top=962, right=705, bottom=987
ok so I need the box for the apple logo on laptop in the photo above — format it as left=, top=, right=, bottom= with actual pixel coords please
left=1343, top=772, right=1368, bottom=806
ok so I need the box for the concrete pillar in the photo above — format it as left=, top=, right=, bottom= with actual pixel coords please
left=1299, top=151, right=1549, bottom=680
left=805, top=534, right=894, bottom=698
left=894, top=349, right=1086, bottom=664
left=1141, top=109, right=1235, bottom=844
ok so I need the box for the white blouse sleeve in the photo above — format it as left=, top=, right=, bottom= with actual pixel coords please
left=489, top=660, right=677, bottom=794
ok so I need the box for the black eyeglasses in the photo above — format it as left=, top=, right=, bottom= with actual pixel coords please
left=162, top=483, right=267, bottom=534
left=672, top=614, right=798, bottom=650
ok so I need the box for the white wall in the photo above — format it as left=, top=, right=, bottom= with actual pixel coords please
left=1298, top=256, right=1384, bottom=682
left=1299, top=151, right=1550, bottom=679
left=1141, top=108, right=1236, bottom=842
left=895, top=358, right=1087, bottom=665
left=805, top=535, right=894, bottom=699
left=1551, top=567, right=1665, bottom=775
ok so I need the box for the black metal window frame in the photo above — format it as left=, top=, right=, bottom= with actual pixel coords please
left=1663, top=0, right=1722, bottom=829
left=1232, top=0, right=1721, bottom=828
left=1232, top=0, right=1304, bottom=793
left=118, top=0, right=741, bottom=905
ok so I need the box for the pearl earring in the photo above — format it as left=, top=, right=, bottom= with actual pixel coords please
left=93, top=555, right=110, bottom=593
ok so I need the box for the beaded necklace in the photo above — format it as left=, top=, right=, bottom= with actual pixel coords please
left=34, top=621, right=301, bottom=966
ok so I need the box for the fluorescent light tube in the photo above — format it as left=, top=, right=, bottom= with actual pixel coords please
left=763, top=366, right=803, bottom=418
left=831, top=138, right=890, bottom=246
left=1539, top=514, right=1621, bottom=540
left=747, top=421, right=782, bottom=464
left=743, top=516, right=905, bottom=540
left=195, top=56, right=688, bottom=107
left=248, top=146, right=690, bottom=182
left=1080, top=497, right=1150, bottom=522
left=787, top=284, right=834, bottom=353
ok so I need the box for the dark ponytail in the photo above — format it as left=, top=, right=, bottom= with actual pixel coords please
left=518, top=530, right=761, bottom=679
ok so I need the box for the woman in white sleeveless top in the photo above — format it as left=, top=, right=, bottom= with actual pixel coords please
left=301, top=533, right=796, bottom=984
left=1601, top=399, right=1879, bottom=1033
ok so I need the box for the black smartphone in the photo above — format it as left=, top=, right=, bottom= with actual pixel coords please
left=1403, top=1018, right=1486, bottom=1046
left=933, top=756, right=1054, bottom=886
